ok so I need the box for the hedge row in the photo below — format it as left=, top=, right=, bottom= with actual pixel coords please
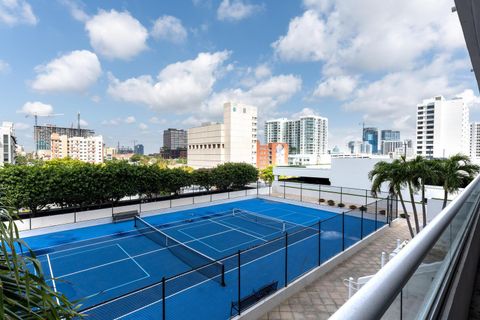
left=0, top=160, right=258, bottom=214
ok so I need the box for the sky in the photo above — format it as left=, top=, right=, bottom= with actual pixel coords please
left=1, top=0, right=479, bottom=154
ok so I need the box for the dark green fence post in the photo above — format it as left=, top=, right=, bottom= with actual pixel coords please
left=375, top=201, right=378, bottom=230
left=342, top=212, right=345, bottom=251
left=162, top=277, right=166, bottom=320
left=284, top=233, right=288, bottom=287
left=360, top=208, right=364, bottom=239
left=318, top=221, right=322, bottom=266
left=283, top=181, right=286, bottom=199
left=340, top=187, right=343, bottom=204
left=237, top=250, right=241, bottom=315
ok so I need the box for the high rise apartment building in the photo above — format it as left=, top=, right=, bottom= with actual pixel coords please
left=1, top=122, right=16, bottom=165
left=187, top=102, right=257, bottom=169
left=50, top=133, right=103, bottom=163
left=416, top=96, right=469, bottom=158
left=265, top=115, right=328, bottom=164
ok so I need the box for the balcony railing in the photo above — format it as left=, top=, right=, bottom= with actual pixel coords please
left=330, top=174, right=480, bottom=319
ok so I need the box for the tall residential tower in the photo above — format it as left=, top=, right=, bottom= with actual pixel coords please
left=416, top=96, right=469, bottom=158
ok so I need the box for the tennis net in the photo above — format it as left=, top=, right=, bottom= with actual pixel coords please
left=232, top=209, right=297, bottom=233
left=134, top=216, right=225, bottom=286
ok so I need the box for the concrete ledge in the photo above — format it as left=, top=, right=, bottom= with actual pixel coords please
left=233, top=223, right=391, bottom=320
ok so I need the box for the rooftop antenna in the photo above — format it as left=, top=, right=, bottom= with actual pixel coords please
left=77, top=112, right=81, bottom=130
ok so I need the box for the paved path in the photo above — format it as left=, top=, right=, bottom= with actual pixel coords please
left=259, top=219, right=411, bottom=320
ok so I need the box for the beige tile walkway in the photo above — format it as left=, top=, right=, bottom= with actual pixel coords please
left=259, top=219, right=411, bottom=320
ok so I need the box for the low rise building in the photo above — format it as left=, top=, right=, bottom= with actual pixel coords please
left=256, top=141, right=288, bottom=169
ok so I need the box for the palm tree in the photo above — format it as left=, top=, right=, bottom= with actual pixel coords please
left=435, top=154, right=480, bottom=209
left=399, top=156, right=421, bottom=234
left=409, top=156, right=438, bottom=228
left=369, top=160, right=415, bottom=238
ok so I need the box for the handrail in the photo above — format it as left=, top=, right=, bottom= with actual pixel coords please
left=330, top=173, right=480, bottom=320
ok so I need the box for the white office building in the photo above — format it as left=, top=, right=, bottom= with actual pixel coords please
left=51, top=133, right=104, bottom=163
left=416, top=96, right=469, bottom=158
left=0, top=122, right=16, bottom=165
left=187, top=102, right=257, bottom=169
left=265, top=114, right=328, bottom=165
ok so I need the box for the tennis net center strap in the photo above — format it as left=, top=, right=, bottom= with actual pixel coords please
left=134, top=216, right=225, bottom=286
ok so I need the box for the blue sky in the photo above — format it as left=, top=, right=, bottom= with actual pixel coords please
left=0, top=0, right=478, bottom=154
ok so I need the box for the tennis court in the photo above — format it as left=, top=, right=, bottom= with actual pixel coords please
left=25, top=198, right=388, bottom=319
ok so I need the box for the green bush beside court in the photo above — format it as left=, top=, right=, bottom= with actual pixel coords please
left=0, top=159, right=258, bottom=214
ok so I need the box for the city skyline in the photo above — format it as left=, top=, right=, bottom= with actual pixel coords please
left=1, top=0, right=480, bottom=154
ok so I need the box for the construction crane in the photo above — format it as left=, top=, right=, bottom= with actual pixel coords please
left=25, top=113, right=64, bottom=126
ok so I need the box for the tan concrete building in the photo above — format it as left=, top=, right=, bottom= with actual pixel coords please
left=50, top=133, right=103, bottom=163
left=187, top=102, right=257, bottom=169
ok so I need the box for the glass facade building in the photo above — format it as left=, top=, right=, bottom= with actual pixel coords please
left=362, top=127, right=379, bottom=154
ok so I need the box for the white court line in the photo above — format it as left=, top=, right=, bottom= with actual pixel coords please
left=116, top=244, right=150, bottom=278
left=46, top=254, right=60, bottom=304
left=177, top=229, right=224, bottom=253
left=113, top=231, right=320, bottom=319
left=210, top=219, right=268, bottom=241
left=48, top=244, right=119, bottom=262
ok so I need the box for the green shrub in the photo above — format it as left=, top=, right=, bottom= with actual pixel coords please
left=349, top=204, right=357, bottom=210
left=338, top=203, right=345, bottom=208
left=319, top=198, right=325, bottom=203
left=327, top=200, right=335, bottom=206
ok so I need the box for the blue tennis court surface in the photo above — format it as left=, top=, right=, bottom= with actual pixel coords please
left=24, top=198, right=386, bottom=319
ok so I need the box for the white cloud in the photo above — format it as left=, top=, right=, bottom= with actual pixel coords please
left=254, top=64, right=271, bottom=79
left=108, top=51, right=231, bottom=112
left=313, top=75, right=357, bottom=100
left=18, top=101, right=54, bottom=116
left=85, top=9, right=148, bottom=60
left=302, top=0, right=333, bottom=13
left=14, top=122, right=29, bottom=130
left=342, top=55, right=469, bottom=134
left=273, top=0, right=464, bottom=72
left=91, top=95, right=101, bottom=103
left=139, top=123, right=148, bottom=130
left=149, top=116, right=166, bottom=124
left=456, top=89, right=480, bottom=110
left=292, top=107, right=318, bottom=118
left=202, top=74, right=302, bottom=116
left=272, top=10, right=331, bottom=62
left=102, top=116, right=136, bottom=126
left=0, top=0, right=37, bottom=26
left=60, top=0, right=89, bottom=22
left=0, top=59, right=9, bottom=73
left=31, top=50, right=101, bottom=92
left=217, top=0, right=262, bottom=22
left=182, top=116, right=210, bottom=127
left=125, top=116, right=136, bottom=124
left=151, top=15, right=187, bottom=44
